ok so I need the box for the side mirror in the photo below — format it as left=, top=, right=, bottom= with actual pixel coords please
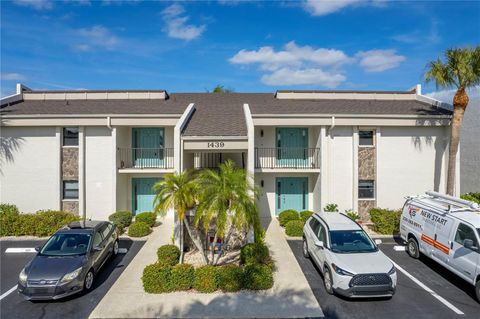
left=35, top=246, right=40, bottom=252
left=375, top=239, right=383, bottom=245
left=464, top=239, right=474, bottom=250
left=314, top=240, right=324, bottom=248
left=93, top=245, right=103, bottom=252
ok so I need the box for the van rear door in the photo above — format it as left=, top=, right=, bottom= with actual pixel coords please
left=449, top=222, right=479, bottom=283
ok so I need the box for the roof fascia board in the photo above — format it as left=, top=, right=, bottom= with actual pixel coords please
left=1, top=114, right=182, bottom=119
left=181, top=136, right=247, bottom=140
left=252, top=113, right=451, bottom=119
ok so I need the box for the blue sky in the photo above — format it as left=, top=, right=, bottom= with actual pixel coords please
left=1, top=0, right=479, bottom=100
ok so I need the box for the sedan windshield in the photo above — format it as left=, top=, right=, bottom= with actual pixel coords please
left=330, top=230, right=377, bottom=253
left=40, top=233, right=91, bottom=256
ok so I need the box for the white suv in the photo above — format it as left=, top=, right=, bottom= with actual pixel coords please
left=303, top=212, right=397, bottom=298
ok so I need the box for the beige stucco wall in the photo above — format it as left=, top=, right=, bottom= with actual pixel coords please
left=0, top=126, right=61, bottom=212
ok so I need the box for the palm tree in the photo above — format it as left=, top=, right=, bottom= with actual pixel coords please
left=195, top=160, right=260, bottom=265
left=153, top=170, right=207, bottom=264
left=425, top=46, right=480, bottom=195
left=212, top=85, right=234, bottom=93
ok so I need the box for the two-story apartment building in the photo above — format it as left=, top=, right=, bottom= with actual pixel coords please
left=0, top=84, right=455, bottom=221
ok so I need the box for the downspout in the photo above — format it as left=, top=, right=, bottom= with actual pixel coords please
left=330, top=116, right=335, bottom=135
left=106, top=116, right=112, bottom=130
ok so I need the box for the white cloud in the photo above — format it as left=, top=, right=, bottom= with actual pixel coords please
left=161, top=4, right=206, bottom=41
left=303, top=0, right=365, bottom=16
left=355, top=49, right=405, bottom=72
left=425, top=86, right=480, bottom=103
left=74, top=25, right=119, bottom=51
left=13, top=0, right=53, bottom=10
left=261, top=68, right=346, bottom=87
left=1, top=73, right=26, bottom=81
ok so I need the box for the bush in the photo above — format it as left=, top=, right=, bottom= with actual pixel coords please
left=278, top=209, right=299, bottom=227
left=345, top=210, right=360, bottom=221
left=157, top=245, right=180, bottom=266
left=461, top=192, right=480, bottom=204
left=324, top=203, right=339, bottom=212
left=128, top=221, right=151, bottom=237
left=216, top=265, right=244, bottom=292
left=108, top=211, right=132, bottom=231
left=0, top=207, right=79, bottom=237
left=170, top=264, right=194, bottom=291
left=135, top=212, right=157, bottom=227
left=194, top=265, right=218, bottom=293
left=285, top=220, right=304, bottom=237
left=299, top=210, right=314, bottom=223
left=369, top=208, right=402, bottom=235
left=243, top=264, right=274, bottom=290
left=240, top=242, right=271, bottom=266
left=142, top=263, right=173, bottom=293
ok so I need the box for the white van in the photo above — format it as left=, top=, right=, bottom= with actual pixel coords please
left=400, top=191, right=480, bottom=301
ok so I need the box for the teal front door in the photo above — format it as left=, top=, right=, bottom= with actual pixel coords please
left=276, top=177, right=308, bottom=215
left=132, top=128, right=164, bottom=168
left=276, top=128, right=308, bottom=167
left=132, top=178, right=158, bottom=215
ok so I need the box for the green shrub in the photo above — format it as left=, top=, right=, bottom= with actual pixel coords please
left=128, top=221, right=151, bottom=237
left=216, top=265, right=244, bottom=292
left=324, top=203, right=339, bottom=212
left=108, top=211, right=132, bottom=231
left=0, top=203, right=19, bottom=215
left=170, top=264, right=194, bottom=291
left=240, top=242, right=271, bottom=266
left=278, top=209, right=299, bottom=227
left=0, top=204, right=21, bottom=236
left=285, top=220, right=304, bottom=237
left=194, top=265, right=218, bottom=293
left=461, top=192, right=480, bottom=204
left=369, top=208, right=402, bottom=235
left=135, top=212, right=157, bottom=227
left=157, top=245, right=180, bottom=266
left=243, top=264, right=274, bottom=290
left=345, top=210, right=360, bottom=221
left=142, top=263, right=173, bottom=293
left=299, top=210, right=314, bottom=223
left=33, top=210, right=79, bottom=236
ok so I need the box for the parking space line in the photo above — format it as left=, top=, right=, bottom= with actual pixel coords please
left=5, top=248, right=36, bottom=253
left=0, top=286, right=17, bottom=301
left=118, top=248, right=128, bottom=254
left=388, top=258, right=464, bottom=315
left=393, top=245, right=407, bottom=251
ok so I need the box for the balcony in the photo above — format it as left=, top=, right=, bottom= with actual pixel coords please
left=255, top=147, right=320, bottom=171
left=117, top=148, right=174, bottom=170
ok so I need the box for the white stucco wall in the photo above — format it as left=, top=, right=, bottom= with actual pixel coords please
left=85, top=127, right=114, bottom=220
left=460, top=99, right=480, bottom=193
left=377, top=126, right=449, bottom=209
left=0, top=126, right=60, bottom=212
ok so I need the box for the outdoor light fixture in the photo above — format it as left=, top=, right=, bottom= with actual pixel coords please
left=260, top=129, right=264, bottom=137
left=261, top=180, right=264, bottom=187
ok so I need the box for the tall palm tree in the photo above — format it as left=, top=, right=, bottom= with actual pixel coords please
left=195, top=160, right=260, bottom=265
left=425, top=46, right=480, bottom=195
left=153, top=170, right=207, bottom=264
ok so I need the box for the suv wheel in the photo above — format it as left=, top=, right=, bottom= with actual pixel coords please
left=302, top=238, right=310, bottom=258
left=323, top=267, right=334, bottom=295
left=475, top=280, right=480, bottom=303
left=407, top=238, right=420, bottom=259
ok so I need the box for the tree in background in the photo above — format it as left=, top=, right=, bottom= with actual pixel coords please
left=425, top=46, right=480, bottom=195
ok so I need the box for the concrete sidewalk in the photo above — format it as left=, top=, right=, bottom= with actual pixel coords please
left=90, top=215, right=323, bottom=318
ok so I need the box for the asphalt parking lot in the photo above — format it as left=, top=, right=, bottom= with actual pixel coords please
left=288, top=238, right=480, bottom=319
left=0, top=238, right=145, bottom=319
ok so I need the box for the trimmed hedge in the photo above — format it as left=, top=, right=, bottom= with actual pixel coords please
left=157, top=245, right=180, bottom=266
left=285, top=220, right=304, bottom=237
left=461, top=192, right=480, bottom=204
left=240, top=242, right=270, bottom=266
left=135, top=212, right=157, bottom=227
left=171, top=264, right=194, bottom=291
left=216, top=265, right=244, bottom=292
left=108, top=211, right=133, bottom=231
left=243, top=264, right=274, bottom=290
left=142, top=263, right=173, bottom=293
left=278, top=209, right=299, bottom=227
left=194, top=265, right=218, bottom=293
left=128, top=221, right=151, bottom=237
left=299, top=210, right=314, bottom=223
left=369, top=208, right=402, bottom=235
left=0, top=206, right=79, bottom=237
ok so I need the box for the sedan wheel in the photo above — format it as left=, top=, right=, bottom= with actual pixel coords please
left=302, top=239, right=310, bottom=258
left=84, top=270, right=94, bottom=291
left=323, top=268, right=334, bottom=295
left=113, top=240, right=119, bottom=257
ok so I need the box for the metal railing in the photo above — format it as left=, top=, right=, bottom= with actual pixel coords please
left=255, top=147, right=320, bottom=169
left=117, top=148, right=174, bottom=169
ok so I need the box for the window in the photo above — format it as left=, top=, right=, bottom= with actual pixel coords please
left=309, top=218, right=320, bottom=235
left=359, top=180, right=375, bottom=199
left=63, top=127, right=79, bottom=146
left=63, top=181, right=79, bottom=199
left=359, top=130, right=374, bottom=146
left=317, top=223, right=327, bottom=245
left=101, top=224, right=112, bottom=240
left=455, top=223, right=478, bottom=249
left=92, top=231, right=103, bottom=248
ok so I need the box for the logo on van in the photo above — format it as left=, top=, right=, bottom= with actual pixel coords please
left=408, top=206, right=420, bottom=218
